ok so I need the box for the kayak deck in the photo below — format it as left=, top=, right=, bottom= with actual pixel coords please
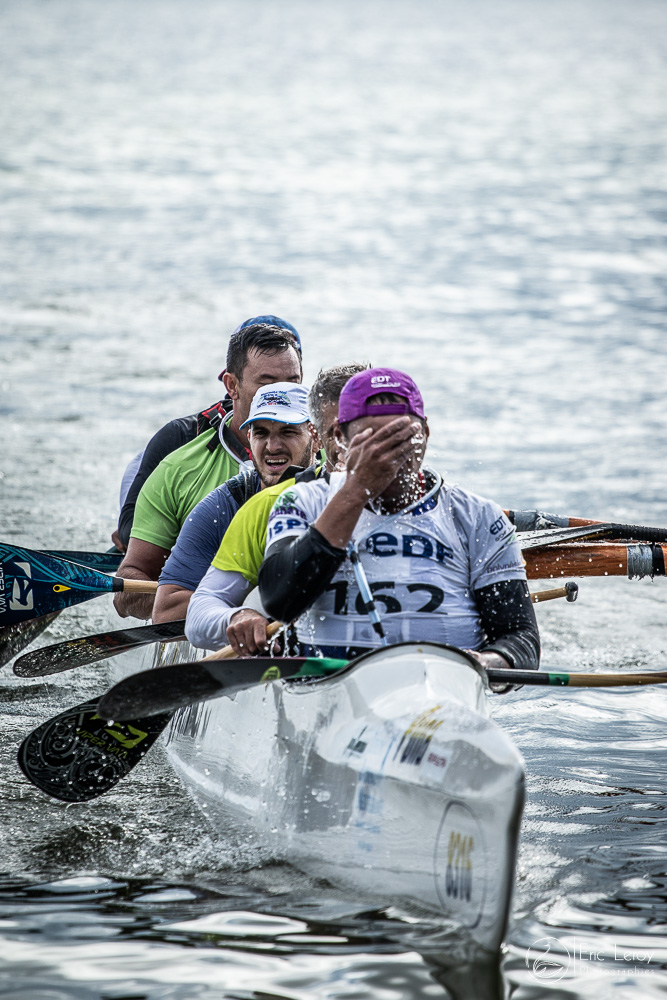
left=165, top=642, right=525, bottom=953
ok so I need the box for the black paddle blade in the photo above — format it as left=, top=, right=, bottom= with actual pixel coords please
left=13, top=620, right=186, bottom=677
left=604, top=523, right=667, bottom=544
left=97, top=656, right=347, bottom=722
left=519, top=523, right=614, bottom=550
left=17, top=700, right=173, bottom=802
left=0, top=611, right=61, bottom=669
left=0, top=544, right=116, bottom=627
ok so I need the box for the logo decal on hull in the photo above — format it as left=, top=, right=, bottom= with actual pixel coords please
left=433, top=801, right=487, bottom=928
left=395, top=706, right=443, bottom=766
left=9, top=561, right=33, bottom=611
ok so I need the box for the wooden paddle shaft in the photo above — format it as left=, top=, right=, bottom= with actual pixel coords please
left=565, top=672, right=667, bottom=687
left=197, top=588, right=570, bottom=668
left=530, top=583, right=577, bottom=603
left=525, top=543, right=667, bottom=580
left=487, top=667, right=667, bottom=687
left=117, top=579, right=159, bottom=594
left=202, top=620, right=284, bottom=662
left=194, top=587, right=572, bottom=667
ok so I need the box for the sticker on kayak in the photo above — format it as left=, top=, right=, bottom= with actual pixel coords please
left=394, top=706, right=443, bottom=766
left=8, top=561, right=34, bottom=612
left=433, top=801, right=487, bottom=928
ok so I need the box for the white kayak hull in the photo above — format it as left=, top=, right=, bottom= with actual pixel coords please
left=165, top=642, right=524, bottom=953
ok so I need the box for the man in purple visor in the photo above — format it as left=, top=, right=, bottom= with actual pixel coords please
left=255, top=368, right=540, bottom=670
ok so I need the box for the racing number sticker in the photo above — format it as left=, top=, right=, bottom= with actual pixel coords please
left=433, top=801, right=487, bottom=927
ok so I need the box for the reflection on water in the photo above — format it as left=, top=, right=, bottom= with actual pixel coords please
left=0, top=873, right=506, bottom=1000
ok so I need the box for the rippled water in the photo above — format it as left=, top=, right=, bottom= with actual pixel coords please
left=1, top=0, right=667, bottom=996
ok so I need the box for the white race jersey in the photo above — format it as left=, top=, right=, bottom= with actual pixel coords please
left=265, top=468, right=527, bottom=649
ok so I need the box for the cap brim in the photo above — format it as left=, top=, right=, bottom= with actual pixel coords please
left=241, top=413, right=310, bottom=429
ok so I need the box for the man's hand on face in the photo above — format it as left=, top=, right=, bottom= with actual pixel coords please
left=226, top=608, right=279, bottom=657
left=341, top=416, right=422, bottom=502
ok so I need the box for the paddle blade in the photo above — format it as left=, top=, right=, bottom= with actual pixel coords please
left=98, top=656, right=347, bottom=721
left=41, top=550, right=123, bottom=573
left=17, top=700, right=173, bottom=802
left=13, top=620, right=186, bottom=677
left=519, top=524, right=614, bottom=550
left=0, top=612, right=61, bottom=669
left=0, top=545, right=116, bottom=627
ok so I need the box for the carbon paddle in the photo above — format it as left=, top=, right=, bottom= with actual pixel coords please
left=13, top=620, right=187, bottom=677
left=0, top=613, right=61, bottom=669
left=98, top=655, right=347, bottom=720
left=0, top=544, right=156, bottom=627
left=518, top=523, right=616, bottom=549
left=20, top=648, right=667, bottom=803
left=547, top=519, right=667, bottom=543
left=17, top=700, right=174, bottom=802
left=10, top=580, right=578, bottom=679
left=18, top=655, right=344, bottom=802
left=98, top=658, right=667, bottom=723
left=506, top=509, right=667, bottom=544
left=518, top=522, right=667, bottom=549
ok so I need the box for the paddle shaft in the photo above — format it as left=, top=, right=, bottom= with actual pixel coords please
left=487, top=668, right=667, bottom=688
left=202, top=619, right=284, bottom=661
left=530, top=583, right=578, bottom=603
left=12, top=575, right=574, bottom=679
left=117, top=579, right=158, bottom=594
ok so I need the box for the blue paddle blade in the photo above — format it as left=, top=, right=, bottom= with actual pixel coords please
left=0, top=544, right=117, bottom=627
left=40, top=550, right=123, bottom=573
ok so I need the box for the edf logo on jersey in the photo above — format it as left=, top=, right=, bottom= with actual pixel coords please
left=365, top=532, right=453, bottom=563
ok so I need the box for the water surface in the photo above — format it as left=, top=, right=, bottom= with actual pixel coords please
left=1, top=0, right=667, bottom=996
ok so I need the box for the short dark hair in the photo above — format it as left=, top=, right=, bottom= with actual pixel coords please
left=308, top=362, right=371, bottom=433
left=226, top=324, right=300, bottom=380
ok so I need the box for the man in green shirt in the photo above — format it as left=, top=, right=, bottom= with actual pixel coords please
left=185, top=363, right=369, bottom=652
left=114, top=324, right=302, bottom=619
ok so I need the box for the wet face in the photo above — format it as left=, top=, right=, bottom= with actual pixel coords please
left=313, top=400, right=340, bottom=469
left=223, top=346, right=302, bottom=427
left=337, top=409, right=429, bottom=502
left=248, top=419, right=315, bottom=487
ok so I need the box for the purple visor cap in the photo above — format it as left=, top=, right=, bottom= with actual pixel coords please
left=338, top=368, right=425, bottom=424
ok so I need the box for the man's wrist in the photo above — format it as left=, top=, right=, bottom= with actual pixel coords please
left=337, top=478, right=375, bottom=511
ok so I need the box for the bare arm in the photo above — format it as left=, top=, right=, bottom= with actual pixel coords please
left=113, top=537, right=170, bottom=619
left=152, top=583, right=193, bottom=624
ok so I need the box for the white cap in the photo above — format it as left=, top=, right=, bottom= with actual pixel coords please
left=241, top=382, right=311, bottom=429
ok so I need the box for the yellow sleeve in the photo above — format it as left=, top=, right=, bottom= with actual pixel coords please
left=212, top=479, right=295, bottom=585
